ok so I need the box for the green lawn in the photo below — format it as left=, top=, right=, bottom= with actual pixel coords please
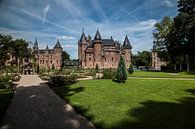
left=129, top=71, right=195, bottom=78
left=53, top=79, right=195, bottom=129
left=0, top=89, right=13, bottom=123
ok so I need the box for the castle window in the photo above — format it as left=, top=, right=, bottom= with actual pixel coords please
left=50, top=55, right=52, bottom=58
left=50, top=60, right=52, bottom=64
left=105, top=58, right=106, bottom=61
left=89, top=58, right=91, bottom=61
left=112, top=57, right=113, bottom=61
left=56, top=60, right=58, bottom=64
left=43, top=60, right=45, bottom=64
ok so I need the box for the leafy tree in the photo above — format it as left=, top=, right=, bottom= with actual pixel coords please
left=62, top=51, right=70, bottom=61
left=153, top=16, right=173, bottom=63
left=12, top=39, right=29, bottom=73
left=116, top=56, right=127, bottom=83
left=132, top=51, right=152, bottom=70
left=0, top=34, right=12, bottom=66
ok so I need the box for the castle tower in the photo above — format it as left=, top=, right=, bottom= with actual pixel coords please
left=122, top=35, right=132, bottom=68
left=78, top=29, right=87, bottom=68
left=54, top=39, right=63, bottom=68
left=33, top=38, right=39, bottom=51
left=93, top=30, right=102, bottom=69
left=152, top=43, right=158, bottom=68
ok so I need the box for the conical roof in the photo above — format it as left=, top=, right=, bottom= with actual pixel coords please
left=123, top=35, right=132, bottom=49
left=54, top=39, right=62, bottom=48
left=80, top=30, right=86, bottom=42
left=94, top=29, right=101, bottom=40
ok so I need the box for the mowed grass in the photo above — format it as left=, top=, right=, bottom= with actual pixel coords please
left=53, top=79, right=195, bottom=129
left=0, top=89, right=13, bottom=123
left=129, top=71, right=195, bottom=78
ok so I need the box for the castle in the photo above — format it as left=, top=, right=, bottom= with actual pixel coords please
left=33, top=38, right=63, bottom=69
left=78, top=30, right=132, bottom=69
left=152, top=44, right=166, bottom=69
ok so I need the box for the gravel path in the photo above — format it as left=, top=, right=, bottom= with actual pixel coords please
left=1, top=75, right=96, bottom=129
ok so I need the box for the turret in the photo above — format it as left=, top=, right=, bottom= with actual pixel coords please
left=122, top=35, right=132, bottom=67
left=33, top=38, right=39, bottom=51
left=54, top=39, right=63, bottom=53
left=78, top=29, right=87, bottom=68
left=93, top=30, right=102, bottom=68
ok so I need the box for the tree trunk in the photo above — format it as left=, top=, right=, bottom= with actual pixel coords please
left=187, top=63, right=190, bottom=72
left=17, top=58, right=20, bottom=74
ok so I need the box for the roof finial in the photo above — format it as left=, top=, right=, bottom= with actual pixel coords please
left=82, top=28, right=84, bottom=32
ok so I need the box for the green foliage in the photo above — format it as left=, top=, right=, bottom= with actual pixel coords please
left=102, top=69, right=116, bottom=79
left=133, top=51, right=152, bottom=69
left=128, top=64, right=134, bottom=74
left=0, top=75, right=12, bottom=89
left=52, top=64, right=55, bottom=70
left=116, top=56, right=127, bottom=83
left=95, top=64, right=99, bottom=73
left=48, top=75, right=77, bottom=87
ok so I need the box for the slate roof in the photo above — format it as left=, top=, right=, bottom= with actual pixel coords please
left=94, top=30, right=101, bottom=40
left=123, top=35, right=132, bottom=49
left=54, top=39, right=62, bottom=48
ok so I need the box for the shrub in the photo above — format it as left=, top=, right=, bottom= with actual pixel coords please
left=128, top=64, right=134, bottom=74
left=11, top=73, right=21, bottom=81
left=102, top=69, right=116, bottom=79
left=49, top=76, right=65, bottom=87
left=0, top=75, right=12, bottom=89
left=116, top=56, right=127, bottom=83
left=48, top=74, right=77, bottom=87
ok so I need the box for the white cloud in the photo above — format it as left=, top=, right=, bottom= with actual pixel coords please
left=163, top=0, right=175, bottom=7
left=58, top=35, right=76, bottom=40
left=20, top=8, right=79, bottom=34
left=43, top=4, right=50, bottom=25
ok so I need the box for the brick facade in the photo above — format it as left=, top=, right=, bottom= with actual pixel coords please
left=78, top=30, right=132, bottom=69
left=33, top=38, right=63, bottom=69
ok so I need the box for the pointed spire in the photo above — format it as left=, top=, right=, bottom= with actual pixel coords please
left=35, top=37, right=38, bottom=45
left=94, top=29, right=101, bottom=40
left=33, top=37, right=38, bottom=50
left=80, top=28, right=86, bottom=42
left=46, top=45, right=49, bottom=50
left=123, top=35, right=132, bottom=49
left=54, top=38, right=62, bottom=48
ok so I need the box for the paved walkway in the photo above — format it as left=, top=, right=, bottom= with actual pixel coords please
left=1, top=75, right=96, bottom=129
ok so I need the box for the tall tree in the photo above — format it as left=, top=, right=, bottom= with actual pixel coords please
left=13, top=39, right=29, bottom=73
left=116, top=56, right=127, bottom=83
left=153, top=16, right=173, bottom=63
left=0, top=34, right=12, bottom=66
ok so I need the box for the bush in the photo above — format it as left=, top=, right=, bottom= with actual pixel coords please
left=102, top=69, right=116, bottom=79
left=11, top=73, right=21, bottom=81
left=116, top=56, right=127, bottom=83
left=48, top=74, right=77, bottom=87
left=128, top=64, right=134, bottom=74
left=0, top=75, right=12, bottom=89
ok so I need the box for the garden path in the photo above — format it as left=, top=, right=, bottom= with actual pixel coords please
left=0, top=75, right=96, bottom=129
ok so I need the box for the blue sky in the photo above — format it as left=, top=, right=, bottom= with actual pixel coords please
left=0, top=0, right=178, bottom=59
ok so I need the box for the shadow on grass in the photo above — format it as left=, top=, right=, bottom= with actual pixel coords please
left=106, top=88, right=195, bottom=129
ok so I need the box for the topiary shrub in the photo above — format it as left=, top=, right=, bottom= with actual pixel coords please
left=116, top=56, right=127, bottom=83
